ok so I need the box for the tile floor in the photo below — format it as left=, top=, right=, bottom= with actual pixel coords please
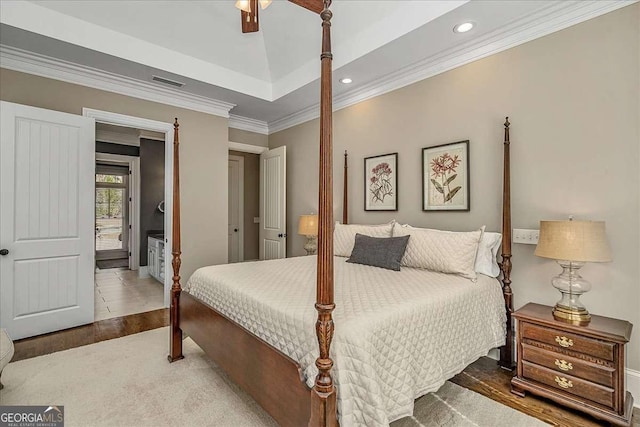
left=94, top=268, right=165, bottom=321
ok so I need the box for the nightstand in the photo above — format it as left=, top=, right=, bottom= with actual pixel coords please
left=511, top=303, right=634, bottom=426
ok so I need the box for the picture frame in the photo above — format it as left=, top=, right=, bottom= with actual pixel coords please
left=422, top=140, right=469, bottom=211
left=364, top=152, right=398, bottom=211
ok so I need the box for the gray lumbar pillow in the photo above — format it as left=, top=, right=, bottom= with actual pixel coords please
left=346, top=233, right=410, bottom=271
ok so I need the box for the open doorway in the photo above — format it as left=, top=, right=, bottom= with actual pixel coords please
left=227, top=143, right=286, bottom=262
left=85, top=109, right=175, bottom=313
left=229, top=150, right=260, bottom=262
left=92, top=121, right=167, bottom=321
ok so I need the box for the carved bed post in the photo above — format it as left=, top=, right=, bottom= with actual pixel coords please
left=343, top=150, right=348, bottom=225
left=310, top=1, right=338, bottom=426
left=499, top=117, right=514, bottom=370
left=168, top=118, right=184, bottom=363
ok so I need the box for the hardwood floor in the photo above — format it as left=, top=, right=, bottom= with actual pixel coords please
left=11, top=319, right=638, bottom=425
left=451, top=357, right=640, bottom=426
left=12, top=308, right=168, bottom=362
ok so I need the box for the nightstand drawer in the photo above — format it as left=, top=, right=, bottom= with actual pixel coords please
left=521, top=343, right=615, bottom=387
left=522, top=361, right=614, bottom=408
left=521, top=322, right=615, bottom=361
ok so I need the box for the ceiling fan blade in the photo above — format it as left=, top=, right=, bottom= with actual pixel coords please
left=288, top=0, right=324, bottom=14
left=241, top=0, right=259, bottom=33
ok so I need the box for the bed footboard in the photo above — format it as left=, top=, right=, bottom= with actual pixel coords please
left=180, top=292, right=311, bottom=427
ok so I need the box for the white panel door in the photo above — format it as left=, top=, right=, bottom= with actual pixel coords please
left=0, top=101, right=95, bottom=339
left=259, top=146, right=286, bottom=260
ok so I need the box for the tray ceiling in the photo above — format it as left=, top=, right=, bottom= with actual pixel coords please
left=0, top=0, right=634, bottom=131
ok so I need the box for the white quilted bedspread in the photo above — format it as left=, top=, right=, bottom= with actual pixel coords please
left=186, top=256, right=506, bottom=426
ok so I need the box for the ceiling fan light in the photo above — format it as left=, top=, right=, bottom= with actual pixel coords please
left=235, top=0, right=252, bottom=13
left=259, top=0, right=272, bottom=10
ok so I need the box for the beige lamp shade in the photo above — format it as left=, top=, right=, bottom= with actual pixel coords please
left=534, top=220, right=612, bottom=262
left=235, top=0, right=271, bottom=12
left=298, top=214, right=318, bottom=236
left=235, top=0, right=251, bottom=12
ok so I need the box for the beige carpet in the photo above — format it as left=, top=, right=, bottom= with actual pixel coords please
left=0, top=328, right=546, bottom=426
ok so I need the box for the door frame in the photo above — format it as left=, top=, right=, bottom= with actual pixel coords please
left=83, top=108, right=172, bottom=308
left=228, top=154, right=244, bottom=263
left=95, top=168, right=129, bottom=261
left=95, top=153, right=140, bottom=270
left=228, top=140, right=268, bottom=155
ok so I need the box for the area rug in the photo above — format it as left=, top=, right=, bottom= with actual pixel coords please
left=0, top=327, right=546, bottom=426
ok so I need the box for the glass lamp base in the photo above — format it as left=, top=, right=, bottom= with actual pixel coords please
left=551, top=260, right=592, bottom=326
left=552, top=303, right=591, bottom=326
left=304, top=235, right=318, bottom=255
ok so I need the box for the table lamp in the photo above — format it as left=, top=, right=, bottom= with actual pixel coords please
left=534, top=219, right=612, bottom=325
left=298, top=214, right=318, bottom=255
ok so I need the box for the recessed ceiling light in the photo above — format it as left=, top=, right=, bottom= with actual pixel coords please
left=340, top=78, right=353, bottom=84
left=453, top=22, right=474, bottom=33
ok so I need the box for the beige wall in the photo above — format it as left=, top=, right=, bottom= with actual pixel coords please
left=229, top=150, right=260, bottom=261
left=270, top=5, right=640, bottom=370
left=229, top=127, right=268, bottom=147
left=0, top=68, right=229, bottom=282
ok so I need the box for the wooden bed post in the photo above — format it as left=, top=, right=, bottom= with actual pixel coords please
left=343, top=150, right=348, bottom=225
left=168, top=118, right=184, bottom=363
left=310, top=1, right=338, bottom=426
left=499, top=117, right=514, bottom=370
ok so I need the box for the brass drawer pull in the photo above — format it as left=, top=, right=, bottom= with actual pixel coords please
left=555, top=336, right=574, bottom=348
left=554, top=376, right=573, bottom=389
left=555, top=359, right=573, bottom=371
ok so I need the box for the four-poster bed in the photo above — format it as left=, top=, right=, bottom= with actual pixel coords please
left=167, top=1, right=515, bottom=425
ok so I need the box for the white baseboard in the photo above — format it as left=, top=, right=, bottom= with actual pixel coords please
left=138, top=266, right=149, bottom=278
left=627, top=368, right=640, bottom=408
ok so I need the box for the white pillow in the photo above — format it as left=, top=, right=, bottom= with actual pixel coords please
left=476, top=232, right=502, bottom=278
left=334, top=221, right=395, bottom=257
left=392, top=223, right=482, bottom=281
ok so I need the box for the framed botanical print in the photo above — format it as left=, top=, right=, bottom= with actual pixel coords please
left=422, top=141, right=469, bottom=211
left=364, top=152, right=398, bottom=211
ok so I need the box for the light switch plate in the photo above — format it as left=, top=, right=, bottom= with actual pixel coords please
left=513, top=228, right=539, bottom=245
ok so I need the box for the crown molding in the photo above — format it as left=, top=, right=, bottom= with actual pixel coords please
left=268, top=0, right=635, bottom=134
left=0, top=45, right=236, bottom=118
left=228, top=114, right=269, bottom=135
left=268, top=104, right=319, bottom=135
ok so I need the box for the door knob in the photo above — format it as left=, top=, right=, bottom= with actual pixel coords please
left=278, top=233, right=283, bottom=238
left=0, top=249, right=8, bottom=256
left=234, top=228, right=239, bottom=232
